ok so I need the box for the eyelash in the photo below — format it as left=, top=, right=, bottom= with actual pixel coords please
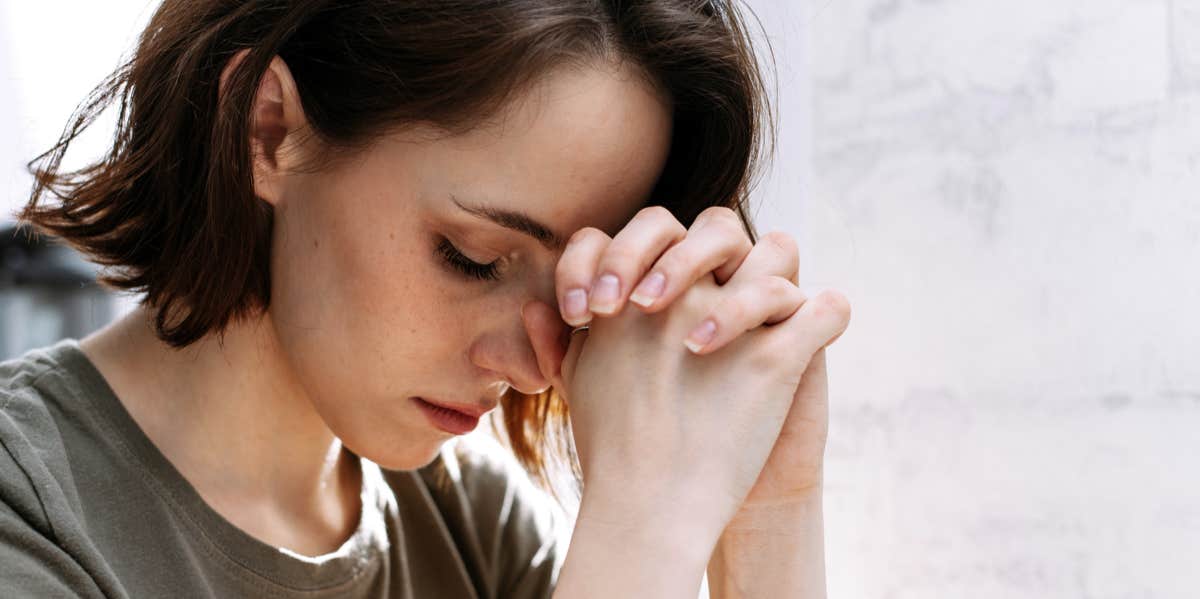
left=436, top=237, right=501, bottom=281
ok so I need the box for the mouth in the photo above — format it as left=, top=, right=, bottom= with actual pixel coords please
left=410, top=397, right=491, bottom=435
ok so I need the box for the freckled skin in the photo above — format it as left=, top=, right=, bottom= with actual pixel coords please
left=267, top=63, right=673, bottom=469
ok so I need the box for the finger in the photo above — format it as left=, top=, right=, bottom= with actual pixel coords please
left=767, top=348, right=831, bottom=497
left=588, top=206, right=687, bottom=316
left=722, top=231, right=800, bottom=288
left=683, top=231, right=801, bottom=354
left=765, top=289, right=852, bottom=373
left=694, top=207, right=755, bottom=284
left=557, top=325, right=589, bottom=398
left=555, top=227, right=611, bottom=327
left=790, top=348, right=829, bottom=428
left=628, top=207, right=753, bottom=313
left=521, top=299, right=568, bottom=385
left=683, top=276, right=806, bottom=354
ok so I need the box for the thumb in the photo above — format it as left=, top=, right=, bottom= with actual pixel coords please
left=557, top=323, right=589, bottom=398
left=520, top=300, right=568, bottom=389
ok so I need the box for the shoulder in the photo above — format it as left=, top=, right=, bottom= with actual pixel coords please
left=0, top=340, right=89, bottom=455
left=431, top=433, right=552, bottom=510
left=385, top=434, right=568, bottom=597
left=0, top=340, right=91, bottom=441
left=427, top=433, right=567, bottom=549
left=0, top=341, right=85, bottom=532
left=0, top=342, right=106, bottom=596
left=1, top=341, right=70, bottom=426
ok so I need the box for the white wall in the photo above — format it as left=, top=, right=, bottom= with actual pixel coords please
left=4, top=2, right=1198, bottom=597
left=747, top=0, right=1200, bottom=597
left=0, top=0, right=154, bottom=221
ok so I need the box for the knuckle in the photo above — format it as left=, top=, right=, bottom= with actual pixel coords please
left=699, top=205, right=738, bottom=224
left=814, top=289, right=852, bottom=323
left=598, top=244, right=642, bottom=272
left=764, top=275, right=795, bottom=297
left=672, top=274, right=719, bottom=317
left=654, top=247, right=691, bottom=276
left=633, top=206, right=687, bottom=241
left=557, top=236, right=604, bottom=279
left=713, top=220, right=753, bottom=252
left=709, top=210, right=744, bottom=234
left=554, top=257, right=585, bottom=285
left=748, top=335, right=790, bottom=373
left=718, top=294, right=749, bottom=328
left=635, top=205, right=675, bottom=225
left=761, top=231, right=799, bottom=259
left=567, top=226, right=608, bottom=248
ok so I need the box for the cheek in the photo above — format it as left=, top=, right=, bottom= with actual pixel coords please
left=266, top=201, right=477, bottom=465
left=271, top=220, right=454, bottom=387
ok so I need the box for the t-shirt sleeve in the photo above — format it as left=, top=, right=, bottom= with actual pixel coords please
left=0, top=402, right=105, bottom=598
left=0, top=498, right=104, bottom=598
left=424, top=435, right=568, bottom=599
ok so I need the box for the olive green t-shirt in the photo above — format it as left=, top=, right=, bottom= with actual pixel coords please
left=0, top=339, right=564, bottom=598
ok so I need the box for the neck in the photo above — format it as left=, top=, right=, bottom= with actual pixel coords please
left=80, top=304, right=362, bottom=555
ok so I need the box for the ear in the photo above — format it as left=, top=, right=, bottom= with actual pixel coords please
left=218, top=50, right=308, bottom=207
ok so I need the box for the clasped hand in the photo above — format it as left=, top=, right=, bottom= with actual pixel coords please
left=537, top=205, right=851, bottom=543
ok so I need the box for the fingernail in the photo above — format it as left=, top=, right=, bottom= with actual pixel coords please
left=629, top=272, right=666, bottom=308
left=563, top=288, right=589, bottom=325
left=684, top=319, right=717, bottom=353
left=589, top=273, right=620, bottom=314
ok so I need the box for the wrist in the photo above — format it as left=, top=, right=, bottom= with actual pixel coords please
left=708, top=488, right=827, bottom=599
left=722, top=484, right=824, bottom=534
left=555, top=493, right=715, bottom=599
left=579, top=472, right=735, bottom=541
left=577, top=486, right=720, bottom=564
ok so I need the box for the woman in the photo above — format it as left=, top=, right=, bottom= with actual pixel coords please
left=1, top=1, right=850, bottom=597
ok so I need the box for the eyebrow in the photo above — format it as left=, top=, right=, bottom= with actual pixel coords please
left=450, top=194, right=568, bottom=251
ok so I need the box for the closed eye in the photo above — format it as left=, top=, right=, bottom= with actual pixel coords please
left=435, top=237, right=501, bottom=281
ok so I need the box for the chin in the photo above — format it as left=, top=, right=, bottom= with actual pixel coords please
left=346, top=435, right=447, bottom=472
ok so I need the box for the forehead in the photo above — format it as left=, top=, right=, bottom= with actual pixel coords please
left=411, top=61, right=675, bottom=237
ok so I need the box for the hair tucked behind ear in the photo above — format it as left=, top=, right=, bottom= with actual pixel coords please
left=21, top=2, right=327, bottom=346
left=20, top=0, right=775, bottom=501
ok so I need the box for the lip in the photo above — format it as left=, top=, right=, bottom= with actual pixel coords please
left=418, top=396, right=494, bottom=419
left=410, top=397, right=493, bottom=435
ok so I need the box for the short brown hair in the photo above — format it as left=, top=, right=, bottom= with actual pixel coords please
left=20, top=0, right=775, bottom=497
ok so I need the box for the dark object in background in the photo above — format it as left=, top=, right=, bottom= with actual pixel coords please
left=0, top=222, right=115, bottom=360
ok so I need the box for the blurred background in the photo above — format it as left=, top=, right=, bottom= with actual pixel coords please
left=2, top=1, right=1198, bottom=597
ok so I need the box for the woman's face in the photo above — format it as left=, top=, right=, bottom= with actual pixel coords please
left=266, top=62, right=673, bottom=469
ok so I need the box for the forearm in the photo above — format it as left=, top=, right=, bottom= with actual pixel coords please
left=552, top=492, right=718, bottom=599
left=706, top=489, right=827, bottom=599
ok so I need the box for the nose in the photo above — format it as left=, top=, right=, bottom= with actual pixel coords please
left=468, top=299, right=568, bottom=395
